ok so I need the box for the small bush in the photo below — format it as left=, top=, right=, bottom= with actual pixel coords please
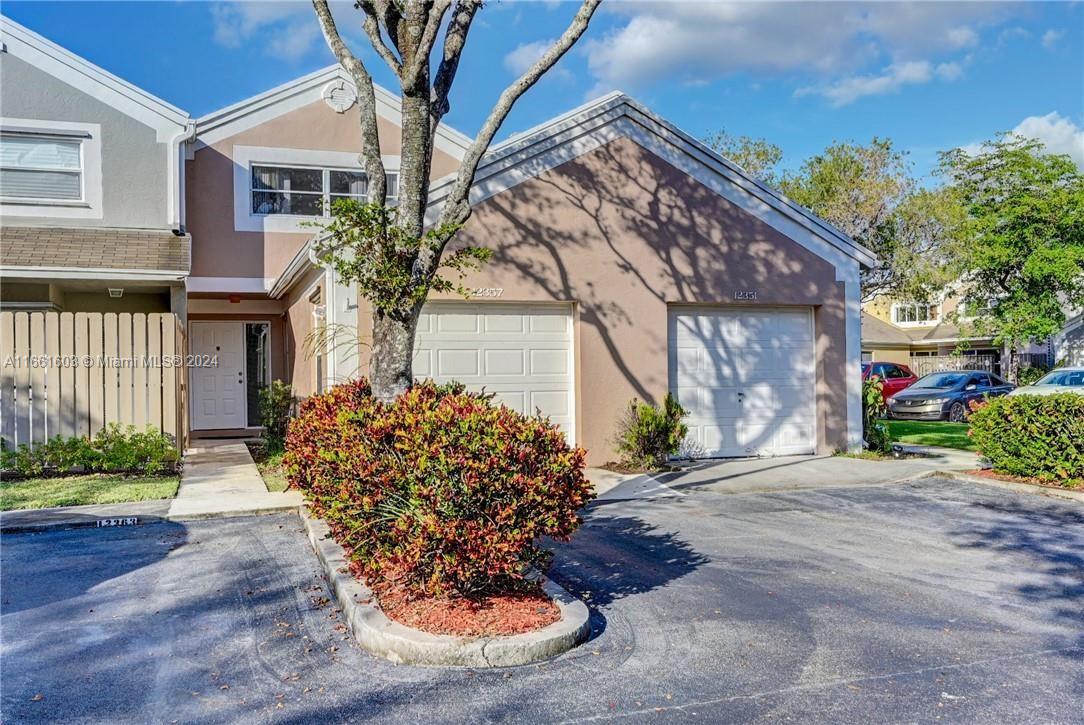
left=614, top=394, right=688, bottom=468
left=259, top=380, right=294, bottom=452
left=285, top=379, right=593, bottom=598
left=862, top=377, right=892, bottom=453
left=968, top=394, right=1084, bottom=484
left=1015, top=365, right=1048, bottom=387
left=0, top=425, right=179, bottom=477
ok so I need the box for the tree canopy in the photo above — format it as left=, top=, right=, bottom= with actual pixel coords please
left=939, top=134, right=1084, bottom=351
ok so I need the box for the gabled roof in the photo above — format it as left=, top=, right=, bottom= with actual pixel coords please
left=0, top=15, right=191, bottom=141
left=194, top=64, right=473, bottom=159
left=424, top=92, right=878, bottom=271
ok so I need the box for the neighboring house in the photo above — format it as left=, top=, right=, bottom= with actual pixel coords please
left=1054, top=312, right=1084, bottom=366
left=1, top=17, right=877, bottom=461
left=861, top=293, right=1051, bottom=377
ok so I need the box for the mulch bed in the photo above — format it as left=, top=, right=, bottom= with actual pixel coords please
left=366, top=577, right=560, bottom=637
left=598, top=461, right=684, bottom=474
left=965, top=469, right=1082, bottom=490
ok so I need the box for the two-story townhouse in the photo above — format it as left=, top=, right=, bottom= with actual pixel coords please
left=189, top=66, right=877, bottom=460
left=3, top=17, right=878, bottom=462
left=861, top=292, right=1052, bottom=377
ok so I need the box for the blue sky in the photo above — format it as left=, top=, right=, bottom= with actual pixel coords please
left=5, top=1, right=1081, bottom=179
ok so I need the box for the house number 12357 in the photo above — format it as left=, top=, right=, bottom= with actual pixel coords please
left=472, top=287, right=504, bottom=298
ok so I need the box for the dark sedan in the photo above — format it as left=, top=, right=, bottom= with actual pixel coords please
left=886, top=370, right=1015, bottom=422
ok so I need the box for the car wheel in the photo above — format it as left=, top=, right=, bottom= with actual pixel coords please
left=948, top=402, right=968, bottom=423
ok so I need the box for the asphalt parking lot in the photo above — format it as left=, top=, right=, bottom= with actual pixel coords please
left=2, top=476, right=1081, bottom=723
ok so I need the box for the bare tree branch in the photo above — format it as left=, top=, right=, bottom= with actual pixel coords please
left=403, top=0, right=452, bottom=88
left=359, top=1, right=403, bottom=78
left=312, top=0, right=386, bottom=204
left=436, top=0, right=602, bottom=230
left=431, top=0, right=481, bottom=125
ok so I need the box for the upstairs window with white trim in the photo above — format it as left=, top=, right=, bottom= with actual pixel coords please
left=0, top=133, right=84, bottom=202
left=892, top=302, right=939, bottom=326
left=251, top=165, right=398, bottom=217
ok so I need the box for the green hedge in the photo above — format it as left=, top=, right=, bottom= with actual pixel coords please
left=968, top=394, right=1084, bottom=484
left=0, top=424, right=179, bottom=478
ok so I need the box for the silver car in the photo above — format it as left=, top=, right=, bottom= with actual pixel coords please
left=1007, top=367, right=1084, bottom=396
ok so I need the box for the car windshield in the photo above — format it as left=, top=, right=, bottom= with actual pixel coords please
left=861, top=363, right=871, bottom=374
left=1034, top=370, right=1084, bottom=387
left=913, top=372, right=967, bottom=389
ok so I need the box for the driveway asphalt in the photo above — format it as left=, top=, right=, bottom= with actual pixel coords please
left=2, top=476, right=1081, bottom=723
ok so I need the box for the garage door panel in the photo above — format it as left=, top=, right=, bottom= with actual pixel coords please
left=670, top=307, right=816, bottom=458
left=529, top=314, right=569, bottom=334
left=416, top=303, right=573, bottom=440
left=437, top=349, right=479, bottom=377
left=531, top=390, right=569, bottom=416
left=529, top=349, right=568, bottom=376
left=436, top=312, right=480, bottom=334
left=484, top=349, right=525, bottom=376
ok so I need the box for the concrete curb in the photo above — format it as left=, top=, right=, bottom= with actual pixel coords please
left=299, top=506, right=591, bottom=667
left=932, top=470, right=1084, bottom=503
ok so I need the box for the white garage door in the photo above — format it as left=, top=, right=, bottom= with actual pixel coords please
left=414, top=303, right=574, bottom=436
left=669, top=307, right=816, bottom=458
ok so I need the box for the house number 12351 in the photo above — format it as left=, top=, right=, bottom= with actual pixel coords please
left=472, top=287, right=504, bottom=298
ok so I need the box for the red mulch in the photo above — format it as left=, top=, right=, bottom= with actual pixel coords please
left=368, top=578, right=560, bottom=637
left=965, top=469, right=1082, bottom=490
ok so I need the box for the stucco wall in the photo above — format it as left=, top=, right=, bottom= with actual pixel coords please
left=186, top=100, right=461, bottom=282
left=357, top=136, right=854, bottom=461
left=864, top=347, right=912, bottom=364
left=282, top=267, right=325, bottom=398
left=0, top=53, right=171, bottom=229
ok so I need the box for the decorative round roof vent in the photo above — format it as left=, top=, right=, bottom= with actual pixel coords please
left=322, top=80, right=357, bottom=113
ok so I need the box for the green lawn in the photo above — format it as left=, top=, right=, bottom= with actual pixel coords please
left=886, top=419, right=976, bottom=451
left=0, top=474, right=180, bottom=511
left=257, top=451, right=288, bottom=492
left=245, top=441, right=289, bottom=492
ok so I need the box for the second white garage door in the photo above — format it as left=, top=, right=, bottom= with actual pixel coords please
left=413, top=302, right=574, bottom=437
left=670, top=307, right=816, bottom=458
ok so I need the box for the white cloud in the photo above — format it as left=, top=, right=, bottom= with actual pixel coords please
left=1012, top=112, right=1084, bottom=169
left=211, top=1, right=323, bottom=61
left=797, top=61, right=930, bottom=106
left=796, top=59, right=966, bottom=107
left=504, top=39, right=556, bottom=76
left=1042, top=29, right=1064, bottom=50
left=584, top=2, right=1012, bottom=94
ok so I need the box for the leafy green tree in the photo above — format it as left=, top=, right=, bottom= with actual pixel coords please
left=705, top=130, right=783, bottom=185
left=780, top=138, right=958, bottom=301
left=939, top=134, right=1084, bottom=371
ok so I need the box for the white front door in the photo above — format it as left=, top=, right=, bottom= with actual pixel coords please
left=669, top=307, right=816, bottom=458
left=190, top=321, right=247, bottom=430
left=413, top=303, right=575, bottom=438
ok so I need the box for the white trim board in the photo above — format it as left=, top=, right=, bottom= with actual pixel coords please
left=194, top=65, right=472, bottom=159
left=186, top=277, right=275, bottom=294
left=1, top=265, right=186, bottom=281
left=0, top=16, right=190, bottom=141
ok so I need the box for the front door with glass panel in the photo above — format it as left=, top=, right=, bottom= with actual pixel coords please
left=189, top=322, right=271, bottom=430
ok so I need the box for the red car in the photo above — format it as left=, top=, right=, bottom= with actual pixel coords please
left=861, top=361, right=918, bottom=399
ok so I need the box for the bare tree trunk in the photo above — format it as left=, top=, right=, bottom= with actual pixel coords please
left=370, top=311, right=418, bottom=401
left=312, top=0, right=601, bottom=402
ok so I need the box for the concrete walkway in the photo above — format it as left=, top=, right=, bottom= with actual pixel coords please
left=588, top=445, right=982, bottom=501
left=167, top=439, right=302, bottom=520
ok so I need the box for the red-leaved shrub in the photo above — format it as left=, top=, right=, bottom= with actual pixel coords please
left=284, top=379, right=594, bottom=597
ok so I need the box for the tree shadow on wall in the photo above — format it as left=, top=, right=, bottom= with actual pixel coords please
left=455, top=137, right=845, bottom=454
